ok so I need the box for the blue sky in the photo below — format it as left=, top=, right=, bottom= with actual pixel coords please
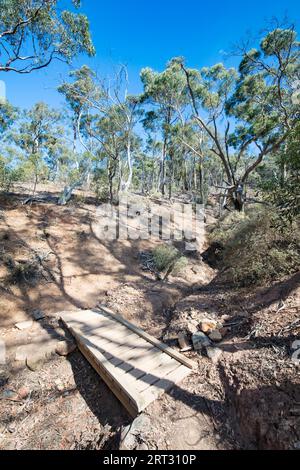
left=2, top=0, right=300, bottom=109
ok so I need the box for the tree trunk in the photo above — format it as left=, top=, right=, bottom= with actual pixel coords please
left=123, top=138, right=133, bottom=192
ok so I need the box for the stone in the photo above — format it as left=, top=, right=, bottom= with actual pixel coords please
left=26, top=357, right=44, bottom=371
left=221, top=314, right=231, bottom=322
left=186, top=320, right=199, bottom=335
left=178, top=332, right=192, bottom=352
left=136, top=442, right=149, bottom=450
left=120, top=414, right=152, bottom=450
left=55, top=340, right=77, bottom=357
left=206, top=346, right=223, bottom=364
left=15, top=320, right=33, bottom=331
left=18, top=386, right=30, bottom=400
left=209, top=330, right=223, bottom=342
left=7, top=424, right=16, bottom=434
left=219, top=327, right=229, bottom=337
left=192, top=332, right=211, bottom=351
left=32, top=310, right=45, bottom=321
left=294, top=441, right=300, bottom=450
left=200, top=320, right=217, bottom=334
left=15, top=346, right=28, bottom=362
left=2, top=389, right=18, bottom=400
left=55, top=379, right=65, bottom=392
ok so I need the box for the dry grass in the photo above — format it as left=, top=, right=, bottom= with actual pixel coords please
left=210, top=207, right=300, bottom=286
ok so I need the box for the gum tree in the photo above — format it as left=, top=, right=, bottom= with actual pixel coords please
left=0, top=0, right=95, bottom=73
left=140, top=60, right=189, bottom=196
left=58, top=66, right=142, bottom=203
left=12, top=102, right=62, bottom=195
left=179, top=27, right=300, bottom=210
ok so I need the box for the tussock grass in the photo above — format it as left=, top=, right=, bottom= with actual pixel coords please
left=2, top=254, right=42, bottom=286
left=152, top=244, right=188, bottom=276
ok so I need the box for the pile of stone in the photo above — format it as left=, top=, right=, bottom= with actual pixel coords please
left=177, top=316, right=228, bottom=364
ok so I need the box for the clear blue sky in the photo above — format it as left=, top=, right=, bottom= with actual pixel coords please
left=3, top=0, right=300, bottom=109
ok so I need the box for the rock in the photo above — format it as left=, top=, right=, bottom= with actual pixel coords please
left=32, top=310, right=45, bottom=321
left=120, top=414, right=152, bottom=450
left=206, top=346, right=223, bottom=364
left=7, top=424, right=16, bottom=434
left=18, top=386, right=30, bottom=400
left=2, top=389, right=18, bottom=400
left=15, top=346, right=28, bottom=362
left=186, top=320, right=199, bottom=335
left=55, top=340, right=77, bottom=357
left=137, top=442, right=149, bottom=450
left=15, top=320, right=33, bottom=331
left=192, top=332, right=211, bottom=351
left=209, top=330, right=223, bottom=342
left=294, top=441, right=300, bottom=450
left=163, top=332, right=178, bottom=342
left=190, top=309, right=203, bottom=320
left=26, top=357, right=44, bottom=371
left=55, top=379, right=65, bottom=392
left=178, top=332, right=192, bottom=352
left=219, top=327, right=229, bottom=337
left=200, top=320, right=217, bottom=334
left=221, top=314, right=231, bottom=322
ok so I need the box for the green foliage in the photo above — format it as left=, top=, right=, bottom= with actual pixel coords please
left=0, top=0, right=95, bottom=73
left=0, top=158, right=24, bottom=192
left=210, top=208, right=300, bottom=286
left=265, top=123, right=300, bottom=222
left=152, top=244, right=188, bottom=275
left=0, top=101, right=17, bottom=133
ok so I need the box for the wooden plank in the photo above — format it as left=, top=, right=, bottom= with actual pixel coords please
left=135, top=360, right=180, bottom=392
left=60, top=310, right=116, bottom=334
left=124, top=349, right=175, bottom=379
left=71, top=329, right=146, bottom=416
left=60, top=308, right=195, bottom=417
left=80, top=339, right=134, bottom=373
left=83, top=325, right=178, bottom=381
left=86, top=325, right=181, bottom=378
left=87, top=329, right=137, bottom=350
left=141, top=365, right=192, bottom=404
left=97, top=306, right=197, bottom=369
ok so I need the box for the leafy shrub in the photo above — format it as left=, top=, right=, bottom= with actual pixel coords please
left=152, top=244, right=188, bottom=275
left=0, top=161, right=23, bottom=192
left=210, top=207, right=300, bottom=286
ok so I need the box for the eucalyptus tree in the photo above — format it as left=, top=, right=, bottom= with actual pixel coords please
left=12, top=102, right=62, bottom=194
left=179, top=27, right=300, bottom=210
left=91, top=110, right=125, bottom=202
left=0, top=100, right=16, bottom=134
left=57, top=66, right=101, bottom=203
left=268, top=121, right=300, bottom=221
left=0, top=0, right=95, bottom=73
left=169, top=121, right=211, bottom=202
left=59, top=66, right=142, bottom=202
left=140, top=59, right=189, bottom=196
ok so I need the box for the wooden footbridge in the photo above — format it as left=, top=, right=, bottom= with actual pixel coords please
left=60, top=307, right=196, bottom=417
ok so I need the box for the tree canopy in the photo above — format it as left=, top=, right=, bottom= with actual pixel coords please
left=0, top=0, right=95, bottom=73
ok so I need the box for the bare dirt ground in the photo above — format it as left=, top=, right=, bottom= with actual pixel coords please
left=0, top=187, right=299, bottom=450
